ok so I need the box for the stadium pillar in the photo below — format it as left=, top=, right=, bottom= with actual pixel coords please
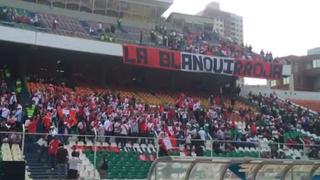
left=21, top=124, right=26, bottom=154
left=220, top=163, right=233, bottom=180
left=155, top=136, right=159, bottom=159
left=252, top=163, right=265, bottom=180
left=289, top=74, right=295, bottom=91
left=93, top=128, right=98, bottom=179
left=185, top=162, right=196, bottom=180
left=92, top=0, right=95, bottom=13
left=281, top=164, right=294, bottom=180
left=210, top=140, right=213, bottom=157
left=105, top=0, right=108, bottom=15
left=310, top=165, right=320, bottom=180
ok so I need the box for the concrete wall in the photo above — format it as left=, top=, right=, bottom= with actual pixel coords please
left=0, top=0, right=154, bottom=29
left=313, top=76, right=320, bottom=91
left=241, top=85, right=320, bottom=100
left=0, top=25, right=123, bottom=56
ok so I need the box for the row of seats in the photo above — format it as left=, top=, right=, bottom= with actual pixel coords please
left=68, top=135, right=156, bottom=179
left=1, top=143, right=23, bottom=161
left=109, top=86, right=256, bottom=111
left=1, top=143, right=32, bottom=180
left=84, top=150, right=153, bottom=179
left=296, top=129, right=320, bottom=141
left=39, top=12, right=91, bottom=38
left=1, top=143, right=12, bottom=161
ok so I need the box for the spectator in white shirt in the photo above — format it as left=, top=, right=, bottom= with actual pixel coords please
left=67, top=150, right=81, bottom=179
left=32, top=95, right=40, bottom=105
left=97, top=124, right=105, bottom=143
left=198, top=128, right=206, bottom=141
left=37, top=136, right=48, bottom=162
left=14, top=104, right=23, bottom=123
left=103, top=118, right=113, bottom=144
left=1, top=105, right=10, bottom=121
left=97, top=23, right=103, bottom=33
left=9, top=92, right=17, bottom=110
left=119, top=121, right=129, bottom=147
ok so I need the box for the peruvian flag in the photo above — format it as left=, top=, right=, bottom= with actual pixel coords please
left=162, top=128, right=177, bottom=151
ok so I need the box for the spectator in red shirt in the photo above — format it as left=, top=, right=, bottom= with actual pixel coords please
left=24, top=114, right=39, bottom=152
left=28, top=116, right=38, bottom=134
left=48, top=136, right=60, bottom=170
left=139, top=120, right=148, bottom=144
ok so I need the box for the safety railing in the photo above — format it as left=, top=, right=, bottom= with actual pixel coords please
left=0, top=130, right=320, bottom=179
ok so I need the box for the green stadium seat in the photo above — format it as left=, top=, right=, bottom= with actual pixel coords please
left=83, top=149, right=154, bottom=179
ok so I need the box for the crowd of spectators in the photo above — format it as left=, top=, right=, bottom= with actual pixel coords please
left=1, top=72, right=319, bottom=160
left=0, top=68, right=320, bottom=169
left=87, top=22, right=117, bottom=42
left=82, top=18, right=128, bottom=43
left=24, top=80, right=320, bottom=159
left=150, top=24, right=277, bottom=62
left=0, top=67, right=24, bottom=145
left=246, top=92, right=320, bottom=159
left=25, top=81, right=211, bottom=147
left=0, top=6, right=40, bottom=27
left=21, top=80, right=247, bottom=154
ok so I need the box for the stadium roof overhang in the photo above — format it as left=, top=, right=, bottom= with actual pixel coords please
left=129, top=0, right=173, bottom=9
left=148, top=156, right=320, bottom=180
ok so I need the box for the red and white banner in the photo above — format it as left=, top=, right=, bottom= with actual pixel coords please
left=123, top=44, right=181, bottom=71
left=123, top=44, right=284, bottom=80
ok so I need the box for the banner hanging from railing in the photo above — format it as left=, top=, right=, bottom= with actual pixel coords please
left=123, top=44, right=283, bottom=79
left=123, top=44, right=181, bottom=71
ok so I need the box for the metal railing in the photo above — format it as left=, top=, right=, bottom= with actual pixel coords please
left=0, top=130, right=319, bottom=160
left=1, top=130, right=320, bottom=179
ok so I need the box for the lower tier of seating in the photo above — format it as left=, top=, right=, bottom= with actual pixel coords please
left=289, top=99, right=320, bottom=112
left=84, top=150, right=153, bottom=179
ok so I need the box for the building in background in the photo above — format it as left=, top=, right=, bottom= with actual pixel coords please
left=271, top=54, right=320, bottom=92
left=166, top=1, right=243, bottom=44
left=308, top=47, right=320, bottom=55
left=166, top=12, right=222, bottom=34
left=198, top=2, right=243, bottom=44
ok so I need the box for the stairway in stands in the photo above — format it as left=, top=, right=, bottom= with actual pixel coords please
left=24, top=151, right=61, bottom=180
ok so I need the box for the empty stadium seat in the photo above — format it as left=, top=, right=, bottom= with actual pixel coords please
left=80, top=144, right=155, bottom=179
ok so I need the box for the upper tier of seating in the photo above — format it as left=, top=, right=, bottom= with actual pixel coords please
left=39, top=12, right=91, bottom=39
left=0, top=5, right=278, bottom=62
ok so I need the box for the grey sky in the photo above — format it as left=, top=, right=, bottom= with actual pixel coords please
left=165, top=0, right=320, bottom=58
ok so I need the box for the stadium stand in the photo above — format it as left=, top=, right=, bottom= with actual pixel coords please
left=0, top=4, right=278, bottom=63
left=38, top=12, right=91, bottom=38
left=0, top=46, right=318, bottom=178
left=0, top=1, right=317, bottom=180
left=10, top=75, right=318, bottom=179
